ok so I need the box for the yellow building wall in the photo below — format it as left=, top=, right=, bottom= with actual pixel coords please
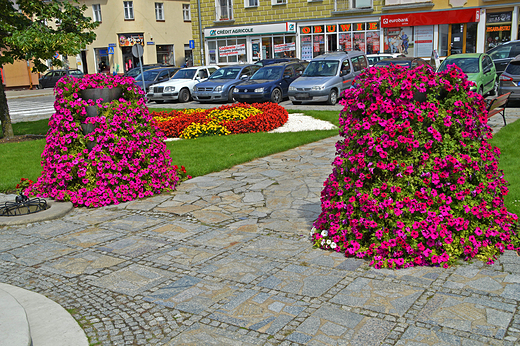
left=80, top=0, right=193, bottom=73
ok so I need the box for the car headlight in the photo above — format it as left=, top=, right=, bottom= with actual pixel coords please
left=215, top=85, right=222, bottom=92
left=164, top=86, right=175, bottom=92
left=289, top=86, right=296, bottom=91
left=254, top=87, right=264, bottom=93
left=312, top=85, right=325, bottom=91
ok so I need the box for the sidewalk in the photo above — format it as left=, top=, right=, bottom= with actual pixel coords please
left=5, top=88, right=54, bottom=100
left=1, top=128, right=520, bottom=345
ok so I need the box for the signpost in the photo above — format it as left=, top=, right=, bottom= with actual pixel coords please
left=132, top=45, right=145, bottom=90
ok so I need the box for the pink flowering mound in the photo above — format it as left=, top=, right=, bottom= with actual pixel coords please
left=28, top=74, right=179, bottom=207
left=311, top=64, right=519, bottom=269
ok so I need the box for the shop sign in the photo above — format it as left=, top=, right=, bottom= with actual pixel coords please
left=381, top=8, right=480, bottom=28
left=313, top=26, right=324, bottom=33
left=486, top=25, right=511, bottom=33
left=326, top=25, right=336, bottom=33
left=274, top=42, right=296, bottom=53
left=219, top=44, right=246, bottom=57
left=487, top=12, right=512, bottom=23
left=353, top=23, right=365, bottom=31
left=205, top=22, right=295, bottom=37
left=118, top=34, right=144, bottom=46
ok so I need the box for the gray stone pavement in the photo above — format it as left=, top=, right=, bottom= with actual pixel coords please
left=2, top=111, right=520, bottom=345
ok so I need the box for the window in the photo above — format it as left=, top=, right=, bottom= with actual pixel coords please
left=124, top=1, right=134, bottom=20
left=272, top=0, right=286, bottom=4
left=335, top=0, right=372, bottom=11
left=157, top=45, right=175, bottom=65
left=245, top=0, right=258, bottom=7
left=183, top=4, right=191, bottom=21
left=215, top=0, right=233, bottom=20
left=155, top=3, right=164, bottom=20
left=92, top=4, right=102, bottom=22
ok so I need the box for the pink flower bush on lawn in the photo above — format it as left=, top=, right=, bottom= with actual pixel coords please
left=27, top=74, right=179, bottom=207
left=311, top=64, right=519, bottom=269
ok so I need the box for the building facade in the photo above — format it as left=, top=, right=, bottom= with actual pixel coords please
left=77, top=0, right=194, bottom=74
left=190, top=0, right=520, bottom=66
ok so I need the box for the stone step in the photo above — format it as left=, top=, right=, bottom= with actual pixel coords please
left=0, top=288, right=31, bottom=346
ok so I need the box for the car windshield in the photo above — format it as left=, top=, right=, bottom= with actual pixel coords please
left=171, top=69, right=196, bottom=79
left=209, top=67, right=242, bottom=80
left=302, top=61, right=339, bottom=77
left=135, top=70, right=161, bottom=81
left=438, top=58, right=480, bottom=74
left=375, top=60, right=411, bottom=67
left=251, top=66, right=283, bottom=80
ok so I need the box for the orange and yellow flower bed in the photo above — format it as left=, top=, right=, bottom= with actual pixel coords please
left=151, top=102, right=288, bottom=139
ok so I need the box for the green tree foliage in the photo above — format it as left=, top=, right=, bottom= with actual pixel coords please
left=0, top=0, right=98, bottom=138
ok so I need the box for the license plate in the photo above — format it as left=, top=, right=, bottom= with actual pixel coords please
left=295, top=93, right=311, bottom=100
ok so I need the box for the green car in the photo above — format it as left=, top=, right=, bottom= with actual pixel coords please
left=437, top=53, right=498, bottom=96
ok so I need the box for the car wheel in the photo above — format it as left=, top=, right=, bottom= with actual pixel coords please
left=270, top=88, right=282, bottom=104
left=36, top=83, right=43, bottom=89
left=179, top=88, right=190, bottom=103
left=228, top=87, right=235, bottom=103
left=489, top=79, right=499, bottom=96
left=292, top=101, right=302, bottom=105
left=155, top=100, right=164, bottom=104
left=327, top=89, right=338, bottom=105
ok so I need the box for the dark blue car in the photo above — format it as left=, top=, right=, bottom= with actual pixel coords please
left=192, top=64, right=260, bottom=103
left=233, top=61, right=307, bottom=103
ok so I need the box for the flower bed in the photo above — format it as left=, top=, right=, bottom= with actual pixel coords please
left=27, top=74, right=179, bottom=207
left=151, top=102, right=288, bottom=139
left=311, top=65, right=519, bottom=269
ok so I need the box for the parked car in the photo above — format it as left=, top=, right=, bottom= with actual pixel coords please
left=147, top=66, right=220, bottom=103
left=192, top=64, right=260, bottom=103
left=134, top=67, right=180, bottom=92
left=233, top=61, right=308, bottom=104
left=288, top=51, right=368, bottom=105
left=374, top=56, right=431, bottom=68
left=367, top=53, right=403, bottom=66
left=37, top=69, right=84, bottom=89
left=254, top=58, right=300, bottom=67
left=437, top=53, right=498, bottom=96
left=124, top=64, right=172, bottom=78
left=499, top=54, right=520, bottom=100
left=487, top=40, right=520, bottom=75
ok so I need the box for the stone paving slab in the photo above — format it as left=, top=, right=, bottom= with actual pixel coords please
left=2, top=130, right=520, bottom=345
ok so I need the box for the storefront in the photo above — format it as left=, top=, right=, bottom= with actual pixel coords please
left=381, top=8, right=481, bottom=58
left=203, top=22, right=296, bottom=65
left=118, top=33, right=144, bottom=72
left=298, top=20, right=381, bottom=59
left=485, top=11, right=512, bottom=52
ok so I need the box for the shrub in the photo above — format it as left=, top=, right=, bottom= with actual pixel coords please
left=27, top=74, right=179, bottom=207
left=311, top=65, right=519, bottom=269
left=151, top=102, right=288, bottom=139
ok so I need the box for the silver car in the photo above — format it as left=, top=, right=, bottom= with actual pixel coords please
left=288, top=51, right=368, bottom=105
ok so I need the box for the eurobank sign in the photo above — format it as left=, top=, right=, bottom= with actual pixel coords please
left=204, top=22, right=296, bottom=37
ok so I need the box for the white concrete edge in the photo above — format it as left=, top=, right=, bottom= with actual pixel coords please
left=0, top=283, right=89, bottom=346
left=0, top=288, right=31, bottom=346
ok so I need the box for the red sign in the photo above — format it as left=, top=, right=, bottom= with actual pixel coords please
left=381, top=8, right=480, bottom=28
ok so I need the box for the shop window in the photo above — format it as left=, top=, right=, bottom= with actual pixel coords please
left=214, top=38, right=247, bottom=64
left=157, top=45, right=175, bottom=65
left=245, top=0, right=258, bottom=7
left=208, top=41, right=217, bottom=64
left=215, top=0, right=233, bottom=21
left=183, top=4, right=191, bottom=21
left=485, top=12, right=512, bottom=52
left=95, top=48, right=109, bottom=73
left=123, top=1, right=134, bottom=20
left=92, top=4, right=102, bottom=22
left=155, top=3, right=164, bottom=21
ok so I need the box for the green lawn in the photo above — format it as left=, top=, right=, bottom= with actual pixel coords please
left=1, top=109, right=519, bottom=219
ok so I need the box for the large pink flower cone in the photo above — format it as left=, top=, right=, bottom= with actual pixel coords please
left=311, top=65, right=519, bottom=269
left=28, top=74, right=179, bottom=207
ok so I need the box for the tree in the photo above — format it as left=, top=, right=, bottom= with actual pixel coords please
left=0, top=0, right=98, bottom=139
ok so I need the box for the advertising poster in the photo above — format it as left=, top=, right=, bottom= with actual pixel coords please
left=339, top=33, right=352, bottom=51
left=415, top=25, right=434, bottom=57
left=353, top=33, right=365, bottom=52
left=384, top=27, right=413, bottom=56
left=301, top=36, right=313, bottom=60
left=118, top=34, right=144, bottom=47
left=274, top=42, right=296, bottom=53
left=219, top=44, right=246, bottom=57
left=366, top=32, right=380, bottom=54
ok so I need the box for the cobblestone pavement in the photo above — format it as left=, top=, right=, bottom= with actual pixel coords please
left=2, top=112, right=520, bottom=346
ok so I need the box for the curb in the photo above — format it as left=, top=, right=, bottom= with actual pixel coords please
left=0, top=288, right=31, bottom=346
left=0, top=200, right=74, bottom=226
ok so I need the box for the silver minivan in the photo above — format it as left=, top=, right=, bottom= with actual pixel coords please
left=288, top=51, right=368, bottom=105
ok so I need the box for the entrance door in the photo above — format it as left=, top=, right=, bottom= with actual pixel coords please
left=327, top=34, right=338, bottom=53
left=251, top=37, right=262, bottom=62
left=448, top=23, right=477, bottom=56
left=122, top=46, right=139, bottom=72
